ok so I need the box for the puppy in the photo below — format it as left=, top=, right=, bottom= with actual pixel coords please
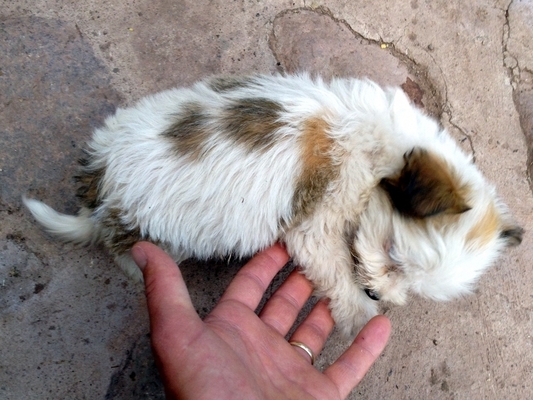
left=24, top=74, right=522, bottom=336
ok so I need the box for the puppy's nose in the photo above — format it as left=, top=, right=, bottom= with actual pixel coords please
left=364, top=288, right=380, bottom=301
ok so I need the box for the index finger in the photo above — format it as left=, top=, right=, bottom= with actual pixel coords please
left=218, top=243, right=290, bottom=310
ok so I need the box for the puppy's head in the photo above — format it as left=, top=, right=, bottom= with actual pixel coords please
left=352, top=146, right=523, bottom=306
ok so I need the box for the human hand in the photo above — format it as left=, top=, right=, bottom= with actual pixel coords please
left=131, top=242, right=391, bottom=400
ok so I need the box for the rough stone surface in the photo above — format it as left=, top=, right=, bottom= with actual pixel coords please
left=0, top=17, right=122, bottom=207
left=1, top=1, right=533, bottom=399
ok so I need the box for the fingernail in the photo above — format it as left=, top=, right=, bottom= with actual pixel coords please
left=131, top=245, right=147, bottom=271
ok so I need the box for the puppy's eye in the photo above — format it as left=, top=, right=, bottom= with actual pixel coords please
left=364, top=288, right=380, bottom=301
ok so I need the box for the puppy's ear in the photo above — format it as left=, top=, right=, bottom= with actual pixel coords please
left=500, top=224, right=524, bottom=247
left=381, top=148, right=471, bottom=218
left=390, top=88, right=417, bottom=134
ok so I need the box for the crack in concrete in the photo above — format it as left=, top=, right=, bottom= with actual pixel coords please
left=502, top=0, right=519, bottom=85
left=444, top=111, right=477, bottom=163
left=270, top=6, right=442, bottom=111
left=418, top=44, right=477, bottom=162
left=269, top=6, right=477, bottom=160
left=501, top=0, right=533, bottom=196
left=105, top=333, right=164, bottom=399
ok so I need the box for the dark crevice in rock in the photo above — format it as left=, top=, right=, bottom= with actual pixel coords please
left=513, top=82, right=533, bottom=194
left=105, top=333, right=164, bottom=400
left=501, top=0, right=533, bottom=196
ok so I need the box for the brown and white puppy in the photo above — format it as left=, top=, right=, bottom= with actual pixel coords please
left=24, top=74, right=523, bottom=336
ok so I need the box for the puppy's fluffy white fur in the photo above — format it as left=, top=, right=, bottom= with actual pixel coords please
left=24, top=74, right=522, bottom=336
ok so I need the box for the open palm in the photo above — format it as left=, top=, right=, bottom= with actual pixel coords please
left=132, top=242, right=391, bottom=400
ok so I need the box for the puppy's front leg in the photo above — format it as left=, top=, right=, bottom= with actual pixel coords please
left=284, top=219, right=379, bottom=337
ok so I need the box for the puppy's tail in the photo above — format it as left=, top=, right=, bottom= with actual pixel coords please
left=23, top=197, right=97, bottom=245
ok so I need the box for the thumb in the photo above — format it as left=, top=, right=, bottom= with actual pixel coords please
left=323, top=315, right=391, bottom=398
left=131, top=242, right=203, bottom=350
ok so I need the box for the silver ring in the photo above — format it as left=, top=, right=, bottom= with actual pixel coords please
left=289, top=341, right=315, bottom=365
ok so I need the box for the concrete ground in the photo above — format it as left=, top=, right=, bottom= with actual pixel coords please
left=1, top=0, right=533, bottom=398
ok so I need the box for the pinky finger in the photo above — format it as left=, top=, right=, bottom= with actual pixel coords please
left=323, top=315, right=391, bottom=399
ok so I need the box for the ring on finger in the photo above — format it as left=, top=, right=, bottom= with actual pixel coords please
left=289, top=341, right=315, bottom=365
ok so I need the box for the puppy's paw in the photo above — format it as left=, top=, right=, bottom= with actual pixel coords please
left=329, top=295, right=379, bottom=338
left=115, top=253, right=144, bottom=283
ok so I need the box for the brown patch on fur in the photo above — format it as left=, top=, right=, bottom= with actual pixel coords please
left=466, top=206, right=500, bottom=248
left=163, top=102, right=211, bottom=159
left=291, top=117, right=338, bottom=221
left=209, top=76, right=254, bottom=93
left=75, top=158, right=104, bottom=209
left=165, top=98, right=285, bottom=158
left=222, top=98, right=285, bottom=152
left=381, top=148, right=471, bottom=218
left=101, top=208, right=143, bottom=255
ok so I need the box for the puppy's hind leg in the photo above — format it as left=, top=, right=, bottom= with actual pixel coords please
left=115, top=253, right=145, bottom=283
left=114, top=246, right=189, bottom=283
